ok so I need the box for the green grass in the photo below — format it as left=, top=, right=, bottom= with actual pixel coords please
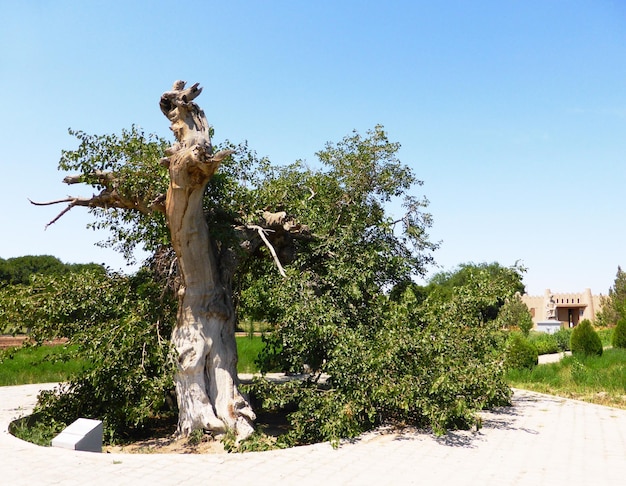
left=0, top=336, right=265, bottom=387
left=0, top=345, right=88, bottom=386
left=236, top=335, right=264, bottom=374
left=597, top=328, right=614, bottom=347
left=507, top=347, right=626, bottom=409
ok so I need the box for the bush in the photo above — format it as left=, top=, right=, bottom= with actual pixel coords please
left=528, top=332, right=558, bottom=355
left=570, top=319, right=603, bottom=357
left=527, top=328, right=573, bottom=355
left=553, top=328, right=572, bottom=352
left=612, top=318, right=626, bottom=349
left=505, top=334, right=538, bottom=370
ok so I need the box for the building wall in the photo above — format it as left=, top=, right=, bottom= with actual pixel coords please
left=521, top=288, right=604, bottom=329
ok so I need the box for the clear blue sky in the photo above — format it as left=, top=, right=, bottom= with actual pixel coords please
left=1, top=0, right=625, bottom=296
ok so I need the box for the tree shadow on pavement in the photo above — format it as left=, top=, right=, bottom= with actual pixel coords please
left=392, top=397, right=541, bottom=449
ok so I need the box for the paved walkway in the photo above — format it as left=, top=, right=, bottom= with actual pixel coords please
left=1, top=383, right=625, bottom=485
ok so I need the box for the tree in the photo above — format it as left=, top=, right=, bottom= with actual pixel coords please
left=496, top=292, right=534, bottom=335
left=596, top=266, right=626, bottom=327
left=421, top=262, right=525, bottom=322
left=612, top=317, right=626, bottom=348
left=0, top=255, right=102, bottom=286
left=570, top=319, right=603, bottom=357
left=33, top=81, right=437, bottom=442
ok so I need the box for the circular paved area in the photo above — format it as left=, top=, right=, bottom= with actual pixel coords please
left=1, top=383, right=625, bottom=485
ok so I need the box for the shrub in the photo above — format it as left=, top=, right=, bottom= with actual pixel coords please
left=553, top=328, right=572, bottom=352
left=505, top=334, right=538, bottom=370
left=570, top=319, right=603, bottom=357
left=612, top=318, right=626, bottom=349
left=495, top=293, right=533, bottom=335
left=528, top=332, right=558, bottom=355
left=569, top=357, right=588, bottom=384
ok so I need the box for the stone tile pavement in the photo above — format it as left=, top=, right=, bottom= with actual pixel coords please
left=1, top=382, right=625, bottom=485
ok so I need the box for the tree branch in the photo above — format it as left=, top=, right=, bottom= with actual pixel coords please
left=29, top=185, right=165, bottom=229
left=29, top=196, right=96, bottom=229
left=62, top=170, right=115, bottom=185
left=246, top=225, right=286, bottom=277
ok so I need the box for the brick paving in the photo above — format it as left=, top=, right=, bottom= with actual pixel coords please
left=1, top=383, right=625, bottom=485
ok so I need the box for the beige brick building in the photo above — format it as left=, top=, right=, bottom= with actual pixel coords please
left=521, top=289, right=603, bottom=330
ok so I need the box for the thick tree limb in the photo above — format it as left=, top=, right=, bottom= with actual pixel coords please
left=62, top=170, right=115, bottom=186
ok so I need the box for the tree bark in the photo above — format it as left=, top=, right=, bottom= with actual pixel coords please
left=160, top=81, right=255, bottom=439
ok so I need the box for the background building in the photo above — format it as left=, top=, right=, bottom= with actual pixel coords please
left=522, top=289, right=603, bottom=330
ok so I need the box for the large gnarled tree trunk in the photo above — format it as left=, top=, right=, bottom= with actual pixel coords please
left=159, top=81, right=255, bottom=439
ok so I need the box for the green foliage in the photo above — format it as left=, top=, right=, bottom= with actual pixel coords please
left=505, top=334, right=538, bottom=370
left=526, top=329, right=571, bottom=355
left=27, top=124, right=517, bottom=447
left=223, top=428, right=285, bottom=452
left=496, top=293, right=533, bottom=335
left=252, top=265, right=515, bottom=445
left=0, top=269, right=132, bottom=337
left=0, top=255, right=103, bottom=287
left=569, top=357, right=588, bottom=384
left=612, top=318, right=626, bottom=349
left=187, top=428, right=205, bottom=446
left=425, top=262, right=526, bottom=322
left=9, top=414, right=67, bottom=447
left=596, top=328, right=613, bottom=348
left=58, top=127, right=171, bottom=262
left=553, top=328, right=573, bottom=352
left=570, top=319, right=603, bottom=357
left=255, top=127, right=438, bottom=376
left=527, top=332, right=559, bottom=355
left=24, top=268, right=177, bottom=443
left=595, top=266, right=626, bottom=327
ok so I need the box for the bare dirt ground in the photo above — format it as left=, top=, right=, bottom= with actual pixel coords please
left=104, top=434, right=227, bottom=454
left=0, top=335, right=67, bottom=349
left=104, top=409, right=289, bottom=454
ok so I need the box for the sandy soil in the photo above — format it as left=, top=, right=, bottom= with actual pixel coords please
left=104, top=434, right=227, bottom=454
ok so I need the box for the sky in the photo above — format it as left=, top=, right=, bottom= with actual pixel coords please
left=1, top=0, right=625, bottom=296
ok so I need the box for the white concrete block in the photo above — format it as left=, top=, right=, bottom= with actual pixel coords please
left=51, top=418, right=103, bottom=453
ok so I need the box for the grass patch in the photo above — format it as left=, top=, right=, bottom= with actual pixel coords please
left=237, top=335, right=264, bottom=374
left=0, top=336, right=264, bottom=387
left=597, top=328, right=614, bottom=347
left=507, top=347, right=626, bottom=408
left=0, top=345, right=88, bottom=386
left=8, top=413, right=67, bottom=447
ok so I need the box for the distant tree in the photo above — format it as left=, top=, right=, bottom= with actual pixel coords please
left=0, top=255, right=104, bottom=286
left=496, top=293, right=534, bottom=335
left=612, top=318, right=626, bottom=348
left=423, top=262, right=526, bottom=322
left=595, top=266, right=626, bottom=327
